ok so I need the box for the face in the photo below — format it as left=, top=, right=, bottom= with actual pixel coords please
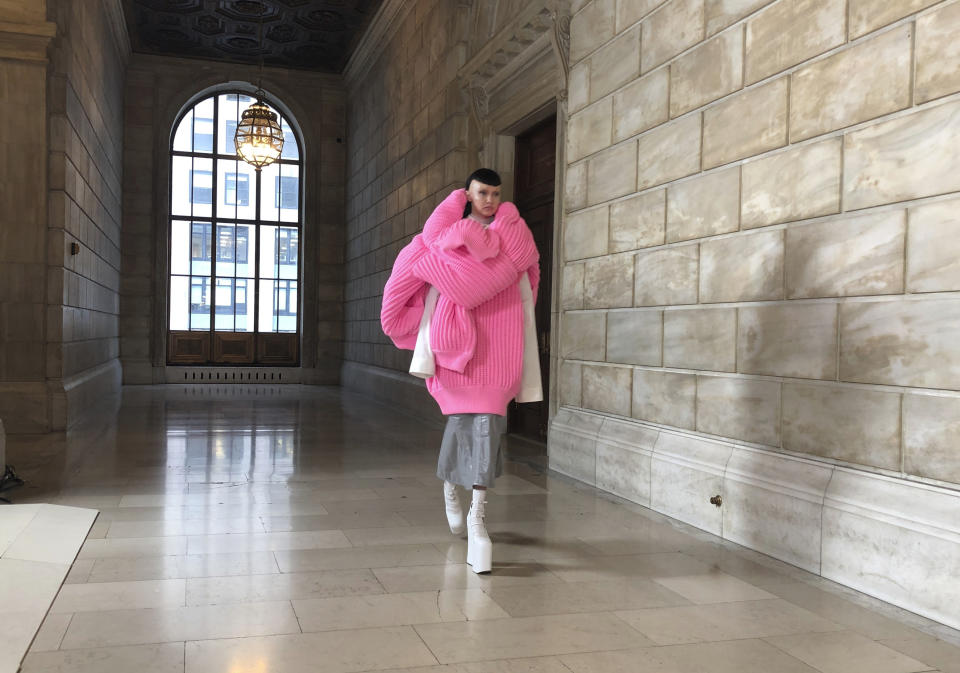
left=465, top=180, right=501, bottom=218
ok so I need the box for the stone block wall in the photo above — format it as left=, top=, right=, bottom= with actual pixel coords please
left=560, top=0, right=960, bottom=488
left=343, top=0, right=470, bottom=391
left=45, top=0, right=128, bottom=428
left=0, top=0, right=125, bottom=432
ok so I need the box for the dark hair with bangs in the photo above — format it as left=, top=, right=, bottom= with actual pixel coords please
left=463, top=168, right=502, bottom=217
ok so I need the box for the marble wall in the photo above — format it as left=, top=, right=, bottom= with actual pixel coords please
left=0, top=0, right=126, bottom=432
left=560, top=0, right=960, bottom=488
left=555, top=0, right=960, bottom=630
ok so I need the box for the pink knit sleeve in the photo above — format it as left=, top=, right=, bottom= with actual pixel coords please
left=411, top=246, right=520, bottom=309
left=380, top=236, right=429, bottom=349
left=490, top=202, right=539, bottom=271
left=421, top=189, right=469, bottom=244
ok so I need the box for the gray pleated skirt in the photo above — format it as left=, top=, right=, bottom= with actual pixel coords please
left=436, top=413, right=506, bottom=488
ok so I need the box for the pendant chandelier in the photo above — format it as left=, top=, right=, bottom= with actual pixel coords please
left=234, top=2, right=284, bottom=170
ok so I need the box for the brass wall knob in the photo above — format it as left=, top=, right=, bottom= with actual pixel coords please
left=710, top=495, right=722, bottom=507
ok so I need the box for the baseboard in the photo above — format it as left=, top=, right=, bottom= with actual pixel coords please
left=549, top=406, right=960, bottom=631
left=340, top=361, right=442, bottom=425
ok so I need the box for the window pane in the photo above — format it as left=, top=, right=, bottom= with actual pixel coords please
left=190, top=222, right=211, bottom=276
left=189, top=276, right=211, bottom=330
left=259, top=225, right=278, bottom=279
left=258, top=279, right=276, bottom=333
left=214, top=278, right=234, bottom=330
left=276, top=280, right=297, bottom=332
left=277, top=166, right=299, bottom=222
left=280, top=118, right=298, bottom=160
left=171, top=220, right=191, bottom=275
left=217, top=159, right=255, bottom=221
left=278, top=227, right=298, bottom=280
left=235, top=278, right=253, bottom=332
left=259, top=163, right=280, bottom=222
left=170, top=276, right=189, bottom=329
left=173, top=109, right=193, bottom=152
left=171, top=156, right=193, bottom=216
left=190, top=169, right=213, bottom=205
left=190, top=158, right=213, bottom=218
left=236, top=225, right=256, bottom=278
left=192, top=97, right=215, bottom=153
left=215, top=224, right=236, bottom=279
left=218, top=93, right=243, bottom=156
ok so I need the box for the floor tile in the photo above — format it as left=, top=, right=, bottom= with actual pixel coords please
left=184, top=530, right=352, bottom=554
left=77, top=536, right=188, bottom=560
left=51, top=578, right=186, bottom=613
left=261, top=512, right=410, bottom=531
left=653, top=571, right=778, bottom=603
left=87, top=551, right=280, bottom=582
left=185, top=568, right=383, bottom=605
left=274, top=543, right=450, bottom=572
left=343, top=524, right=468, bottom=547
left=105, top=517, right=267, bottom=537
left=880, top=635, right=960, bottom=673
left=184, top=626, right=437, bottom=673
left=615, top=599, right=845, bottom=645
left=372, top=562, right=560, bottom=593
left=764, top=631, right=936, bottom=673
left=542, top=552, right=712, bottom=583
left=484, top=578, right=691, bottom=617
left=27, top=613, right=72, bottom=652
left=560, top=639, right=822, bottom=673
left=20, top=642, right=185, bottom=673
left=355, top=659, right=572, bottom=673
left=766, top=581, right=932, bottom=641
left=414, top=612, right=650, bottom=663
left=59, top=600, right=301, bottom=649
left=293, top=588, right=509, bottom=631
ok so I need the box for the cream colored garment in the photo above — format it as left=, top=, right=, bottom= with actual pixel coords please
left=410, top=273, right=542, bottom=404
left=409, top=286, right=439, bottom=378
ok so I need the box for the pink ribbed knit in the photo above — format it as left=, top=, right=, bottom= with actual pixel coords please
left=381, top=189, right=539, bottom=415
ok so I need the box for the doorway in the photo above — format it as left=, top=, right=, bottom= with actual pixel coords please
left=509, top=115, right=555, bottom=443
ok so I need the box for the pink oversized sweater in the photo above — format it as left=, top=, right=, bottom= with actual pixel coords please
left=381, top=189, right=540, bottom=415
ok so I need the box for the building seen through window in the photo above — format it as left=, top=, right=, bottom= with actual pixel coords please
left=169, top=91, right=301, bottom=338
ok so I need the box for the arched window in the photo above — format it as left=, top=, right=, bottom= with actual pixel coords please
left=167, top=91, right=302, bottom=366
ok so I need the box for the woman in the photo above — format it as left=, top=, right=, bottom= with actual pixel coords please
left=380, top=168, right=540, bottom=573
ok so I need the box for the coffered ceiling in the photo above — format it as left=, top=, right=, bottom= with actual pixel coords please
left=122, top=0, right=384, bottom=72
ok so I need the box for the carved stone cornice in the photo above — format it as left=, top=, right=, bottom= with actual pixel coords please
left=342, top=0, right=414, bottom=88
left=0, top=19, right=57, bottom=63
left=458, top=0, right=570, bottom=131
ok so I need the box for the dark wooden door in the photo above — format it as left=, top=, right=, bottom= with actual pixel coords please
left=510, top=115, right=555, bottom=442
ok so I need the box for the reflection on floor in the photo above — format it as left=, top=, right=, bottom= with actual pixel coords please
left=4, top=384, right=960, bottom=673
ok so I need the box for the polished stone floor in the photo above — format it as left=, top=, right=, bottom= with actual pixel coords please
left=4, top=384, right=960, bottom=673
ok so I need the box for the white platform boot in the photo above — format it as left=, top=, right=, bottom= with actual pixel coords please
left=466, top=488, right=492, bottom=573
left=443, top=481, right=465, bottom=535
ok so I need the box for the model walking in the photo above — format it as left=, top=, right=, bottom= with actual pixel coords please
left=380, top=168, right=541, bottom=572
